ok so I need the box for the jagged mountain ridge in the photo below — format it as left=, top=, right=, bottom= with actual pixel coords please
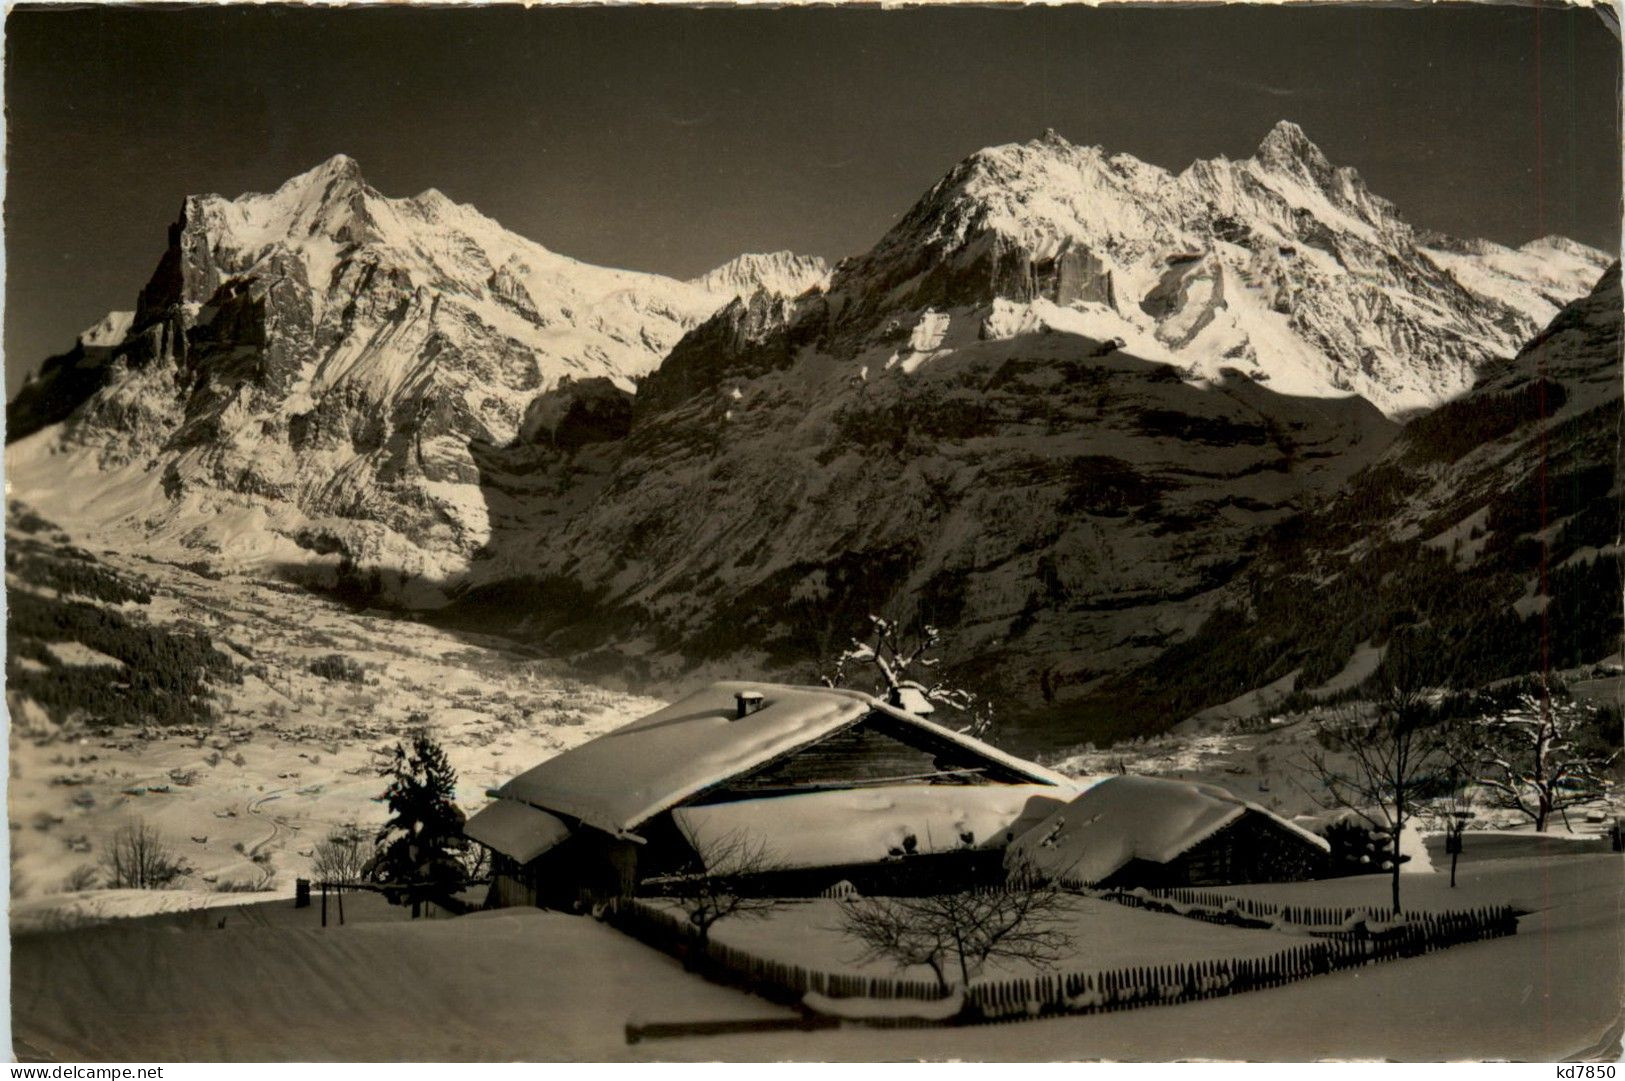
left=7, top=155, right=827, bottom=594
left=690, top=251, right=832, bottom=298
left=813, top=122, right=1608, bottom=417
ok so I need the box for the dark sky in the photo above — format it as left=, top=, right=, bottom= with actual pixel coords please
left=5, top=3, right=1619, bottom=388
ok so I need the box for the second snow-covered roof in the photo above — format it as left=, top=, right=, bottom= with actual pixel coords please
left=497, top=680, right=1072, bottom=836
left=1009, top=774, right=1329, bottom=886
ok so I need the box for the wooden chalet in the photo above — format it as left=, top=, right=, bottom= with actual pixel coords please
left=1008, top=775, right=1330, bottom=889
left=464, top=681, right=1077, bottom=909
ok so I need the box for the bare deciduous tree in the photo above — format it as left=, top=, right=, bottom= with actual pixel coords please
left=1298, top=657, right=1454, bottom=913
left=103, top=819, right=186, bottom=889
left=1470, top=679, right=1618, bottom=833
left=460, top=839, right=492, bottom=883
left=311, top=822, right=374, bottom=884
left=1424, top=760, right=1477, bottom=888
left=837, top=858, right=1076, bottom=994
left=657, top=827, right=786, bottom=948
left=62, top=864, right=99, bottom=892
left=823, top=614, right=997, bottom=741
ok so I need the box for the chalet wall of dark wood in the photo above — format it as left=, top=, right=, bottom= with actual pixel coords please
left=692, top=715, right=1029, bottom=804
left=488, top=833, right=644, bottom=911
left=1100, top=811, right=1329, bottom=889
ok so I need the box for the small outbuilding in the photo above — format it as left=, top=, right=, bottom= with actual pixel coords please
left=1007, top=775, right=1330, bottom=889
left=465, top=681, right=1077, bottom=909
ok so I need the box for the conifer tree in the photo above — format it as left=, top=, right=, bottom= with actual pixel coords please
left=372, top=734, right=467, bottom=916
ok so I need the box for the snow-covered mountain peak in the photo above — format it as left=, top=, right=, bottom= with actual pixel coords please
left=7, top=157, right=844, bottom=591
left=184, top=154, right=386, bottom=286
left=311, top=151, right=364, bottom=182
left=266, top=152, right=367, bottom=200
left=1522, top=234, right=1609, bottom=260
left=965, top=132, right=1118, bottom=187
left=856, top=132, right=1166, bottom=267
left=690, top=251, right=830, bottom=298
left=821, top=124, right=1608, bottom=417
left=1240, top=121, right=1387, bottom=226
left=262, top=152, right=372, bottom=217
left=1253, top=120, right=1332, bottom=174
left=403, top=186, right=460, bottom=216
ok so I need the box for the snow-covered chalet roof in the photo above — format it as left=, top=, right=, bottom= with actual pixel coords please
left=464, top=799, right=571, bottom=864
left=1008, top=774, right=1329, bottom=886
left=496, top=680, right=1073, bottom=836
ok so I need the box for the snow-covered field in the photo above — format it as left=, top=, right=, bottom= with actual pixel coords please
left=12, top=853, right=1618, bottom=1061
left=666, top=853, right=1624, bottom=1060
left=6, top=521, right=663, bottom=921
left=665, top=894, right=1314, bottom=982
left=12, top=902, right=792, bottom=1061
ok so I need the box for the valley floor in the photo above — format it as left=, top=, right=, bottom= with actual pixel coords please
left=6, top=523, right=663, bottom=917
left=11, top=853, right=1620, bottom=1061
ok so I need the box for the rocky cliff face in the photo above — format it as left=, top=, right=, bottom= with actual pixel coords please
left=463, top=321, right=1400, bottom=712
left=7, top=156, right=827, bottom=594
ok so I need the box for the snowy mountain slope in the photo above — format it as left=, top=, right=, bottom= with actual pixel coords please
left=1291, top=263, right=1620, bottom=574
left=690, top=251, right=830, bottom=298
left=6, top=156, right=825, bottom=592
left=78, top=311, right=135, bottom=348
left=815, top=123, right=1608, bottom=417
left=1419, top=234, right=1613, bottom=332
left=1067, top=265, right=1622, bottom=746
left=1361, top=261, right=1621, bottom=564
left=454, top=302, right=1400, bottom=731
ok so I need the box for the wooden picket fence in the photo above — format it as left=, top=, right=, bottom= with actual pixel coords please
left=605, top=895, right=1518, bottom=1026
left=1096, top=886, right=1513, bottom=939
left=963, top=905, right=1517, bottom=1021
left=1141, top=886, right=1402, bottom=927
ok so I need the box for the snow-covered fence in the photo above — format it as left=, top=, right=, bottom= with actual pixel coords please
left=1144, top=886, right=1400, bottom=927
left=606, top=895, right=1517, bottom=1028
left=1099, top=886, right=1520, bottom=942
left=967, top=905, right=1518, bottom=1021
